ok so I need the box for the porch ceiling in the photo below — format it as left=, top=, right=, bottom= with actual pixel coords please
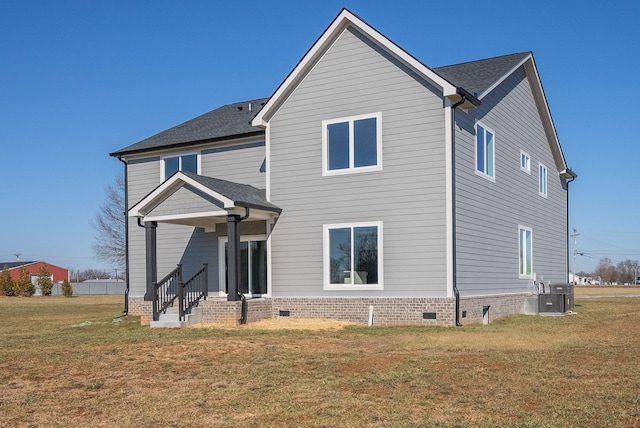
left=128, top=172, right=281, bottom=227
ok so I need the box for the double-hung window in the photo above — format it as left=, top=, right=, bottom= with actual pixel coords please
left=475, top=122, right=495, bottom=180
left=538, top=163, right=548, bottom=198
left=162, top=153, right=199, bottom=180
left=322, top=112, right=382, bottom=175
left=324, top=222, right=383, bottom=290
left=518, top=226, right=533, bottom=278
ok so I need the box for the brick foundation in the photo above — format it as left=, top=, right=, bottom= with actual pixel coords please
left=127, top=293, right=531, bottom=327
left=459, top=293, right=531, bottom=324
left=271, top=297, right=456, bottom=326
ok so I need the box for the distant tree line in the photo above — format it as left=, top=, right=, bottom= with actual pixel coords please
left=70, top=269, right=124, bottom=283
left=578, top=258, right=640, bottom=285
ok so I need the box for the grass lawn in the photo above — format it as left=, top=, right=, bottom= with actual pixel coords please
left=575, top=286, right=640, bottom=297
left=0, top=294, right=638, bottom=427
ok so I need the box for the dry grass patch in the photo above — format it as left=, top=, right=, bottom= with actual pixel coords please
left=1, top=295, right=639, bottom=427
left=575, top=286, right=640, bottom=296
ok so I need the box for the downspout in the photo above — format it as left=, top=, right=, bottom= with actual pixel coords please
left=237, top=207, right=250, bottom=324
left=564, top=171, right=576, bottom=283
left=117, top=156, right=130, bottom=316
left=450, top=94, right=467, bottom=327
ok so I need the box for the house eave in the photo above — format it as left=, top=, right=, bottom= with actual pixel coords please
left=110, top=130, right=265, bottom=158
left=560, top=168, right=577, bottom=180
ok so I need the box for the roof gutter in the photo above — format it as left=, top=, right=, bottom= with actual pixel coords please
left=109, top=130, right=265, bottom=158
left=450, top=87, right=480, bottom=109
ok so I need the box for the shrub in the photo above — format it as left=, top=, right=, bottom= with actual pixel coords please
left=61, top=279, right=73, bottom=297
left=0, top=268, right=13, bottom=296
left=36, top=266, right=54, bottom=296
left=16, top=266, right=35, bottom=297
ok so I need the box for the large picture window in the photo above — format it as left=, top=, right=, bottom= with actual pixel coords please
left=519, top=226, right=532, bottom=278
left=322, top=113, right=382, bottom=175
left=162, top=153, right=199, bottom=180
left=475, top=122, right=495, bottom=180
left=323, top=222, right=383, bottom=290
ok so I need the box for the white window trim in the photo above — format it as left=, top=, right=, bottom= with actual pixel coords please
left=322, top=112, right=382, bottom=176
left=474, top=121, right=496, bottom=182
left=520, top=150, right=531, bottom=174
left=538, top=162, right=548, bottom=198
left=323, top=221, right=383, bottom=291
left=160, top=151, right=201, bottom=181
left=518, top=225, right=533, bottom=279
left=217, top=234, right=268, bottom=298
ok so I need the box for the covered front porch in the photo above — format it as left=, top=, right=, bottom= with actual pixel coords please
left=128, top=171, right=281, bottom=325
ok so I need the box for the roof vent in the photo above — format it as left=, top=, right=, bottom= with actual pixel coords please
left=237, top=106, right=243, bottom=111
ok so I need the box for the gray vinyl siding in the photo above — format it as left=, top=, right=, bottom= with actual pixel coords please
left=269, top=26, right=448, bottom=298
left=454, top=66, right=568, bottom=295
left=147, top=186, right=226, bottom=217
left=201, top=141, right=265, bottom=189
left=125, top=139, right=266, bottom=297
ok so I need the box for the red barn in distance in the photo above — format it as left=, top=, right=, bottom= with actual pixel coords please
left=1, top=261, right=69, bottom=283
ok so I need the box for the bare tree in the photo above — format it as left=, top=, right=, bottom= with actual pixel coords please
left=616, top=259, right=640, bottom=284
left=593, top=257, right=640, bottom=285
left=594, top=258, right=615, bottom=284
left=92, top=173, right=125, bottom=269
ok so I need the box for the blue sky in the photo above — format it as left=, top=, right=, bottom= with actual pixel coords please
left=1, top=0, right=638, bottom=274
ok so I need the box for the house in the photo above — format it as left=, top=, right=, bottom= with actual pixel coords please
left=110, top=9, right=576, bottom=326
left=1, top=261, right=69, bottom=285
left=569, top=273, right=594, bottom=285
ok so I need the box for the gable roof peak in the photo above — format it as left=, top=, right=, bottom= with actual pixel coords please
left=252, top=8, right=465, bottom=127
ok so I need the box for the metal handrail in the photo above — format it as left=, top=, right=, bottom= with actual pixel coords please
left=152, top=264, right=182, bottom=321
left=178, top=263, right=208, bottom=321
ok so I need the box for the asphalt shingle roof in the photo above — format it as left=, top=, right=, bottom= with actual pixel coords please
left=433, top=52, right=530, bottom=97
left=110, top=98, right=268, bottom=156
left=111, top=53, right=531, bottom=157
left=181, top=172, right=281, bottom=213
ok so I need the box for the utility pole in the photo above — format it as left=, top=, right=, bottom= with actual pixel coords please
left=571, top=229, right=580, bottom=284
left=14, top=253, right=21, bottom=261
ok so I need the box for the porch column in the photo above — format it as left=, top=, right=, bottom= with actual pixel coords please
left=226, top=214, right=241, bottom=301
left=143, top=221, right=158, bottom=301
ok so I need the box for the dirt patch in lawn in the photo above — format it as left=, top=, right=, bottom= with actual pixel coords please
left=192, top=317, right=357, bottom=330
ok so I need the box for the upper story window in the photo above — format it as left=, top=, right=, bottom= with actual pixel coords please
left=162, top=153, right=199, bottom=180
left=475, top=122, right=495, bottom=180
left=538, top=163, right=548, bottom=198
left=323, top=222, right=383, bottom=290
left=322, top=112, right=382, bottom=176
left=520, top=150, right=531, bottom=173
